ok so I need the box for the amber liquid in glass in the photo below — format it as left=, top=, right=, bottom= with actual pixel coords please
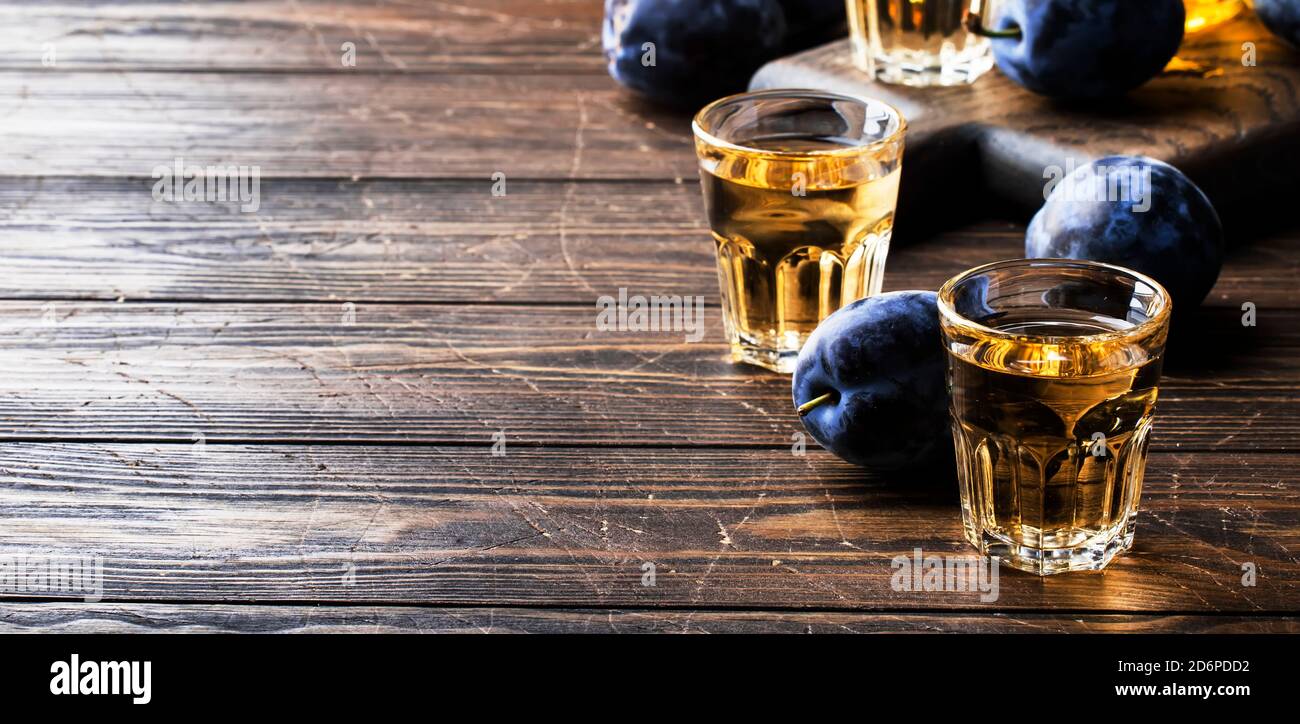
left=1184, top=0, right=1243, bottom=33
left=948, top=308, right=1163, bottom=575
left=696, top=136, right=901, bottom=373
left=848, top=0, right=993, bottom=86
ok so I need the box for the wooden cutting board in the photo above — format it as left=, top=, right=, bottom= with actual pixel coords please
left=749, top=13, right=1300, bottom=238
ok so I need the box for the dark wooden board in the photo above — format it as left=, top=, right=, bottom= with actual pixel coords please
left=1, top=603, right=1295, bottom=634
left=0, top=302, right=1292, bottom=449
left=0, top=178, right=1295, bottom=305
left=0, top=444, right=1295, bottom=611
left=751, top=13, right=1300, bottom=226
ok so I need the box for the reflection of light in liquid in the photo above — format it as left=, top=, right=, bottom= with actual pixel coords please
left=1183, top=0, right=1244, bottom=34
left=1005, top=342, right=1070, bottom=377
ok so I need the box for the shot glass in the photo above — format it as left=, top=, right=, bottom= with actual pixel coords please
left=938, top=259, right=1172, bottom=575
left=692, top=89, right=906, bottom=373
left=847, top=0, right=996, bottom=86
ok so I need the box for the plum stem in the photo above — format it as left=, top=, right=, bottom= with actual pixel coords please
left=970, top=23, right=1022, bottom=39
left=796, top=392, right=835, bottom=417
left=965, top=0, right=1023, bottom=39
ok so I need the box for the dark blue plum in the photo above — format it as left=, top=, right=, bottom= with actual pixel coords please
left=792, top=291, right=949, bottom=471
left=775, top=0, right=848, bottom=52
left=990, top=0, right=1185, bottom=99
left=602, top=0, right=787, bottom=108
left=1026, top=156, right=1224, bottom=307
left=1255, top=0, right=1300, bottom=49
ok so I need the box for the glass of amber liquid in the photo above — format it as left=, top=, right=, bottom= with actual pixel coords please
left=938, top=259, right=1172, bottom=575
left=692, top=89, right=906, bottom=373
left=1184, top=0, right=1243, bottom=33
left=847, top=0, right=995, bottom=86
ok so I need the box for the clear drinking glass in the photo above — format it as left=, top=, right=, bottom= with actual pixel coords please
left=692, top=89, right=905, bottom=374
left=938, top=259, right=1172, bottom=575
left=847, top=0, right=995, bottom=86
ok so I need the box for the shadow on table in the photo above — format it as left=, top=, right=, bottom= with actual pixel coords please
left=1163, top=301, right=1278, bottom=376
left=859, top=452, right=961, bottom=507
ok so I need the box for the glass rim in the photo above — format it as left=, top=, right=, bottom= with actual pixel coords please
left=691, top=88, right=907, bottom=159
left=936, top=257, right=1173, bottom=346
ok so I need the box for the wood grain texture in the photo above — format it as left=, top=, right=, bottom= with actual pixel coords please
left=0, top=177, right=713, bottom=302
left=0, top=0, right=1296, bottom=630
left=751, top=13, right=1300, bottom=218
left=0, top=444, right=1295, bottom=610
left=0, top=302, right=1292, bottom=448
left=0, top=178, right=1295, bottom=305
left=0, top=0, right=606, bottom=73
left=0, top=72, right=694, bottom=179
left=0, top=603, right=1295, bottom=634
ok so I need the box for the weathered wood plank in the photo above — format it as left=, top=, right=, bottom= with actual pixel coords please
left=0, top=602, right=1294, bottom=634
left=0, top=178, right=1293, bottom=306
left=0, top=177, right=713, bottom=302
left=0, top=72, right=693, bottom=179
left=0, top=444, right=1294, bottom=610
left=0, top=0, right=606, bottom=73
left=0, top=302, right=1292, bottom=448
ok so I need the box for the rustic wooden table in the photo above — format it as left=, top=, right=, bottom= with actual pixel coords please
left=0, top=0, right=1295, bottom=633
